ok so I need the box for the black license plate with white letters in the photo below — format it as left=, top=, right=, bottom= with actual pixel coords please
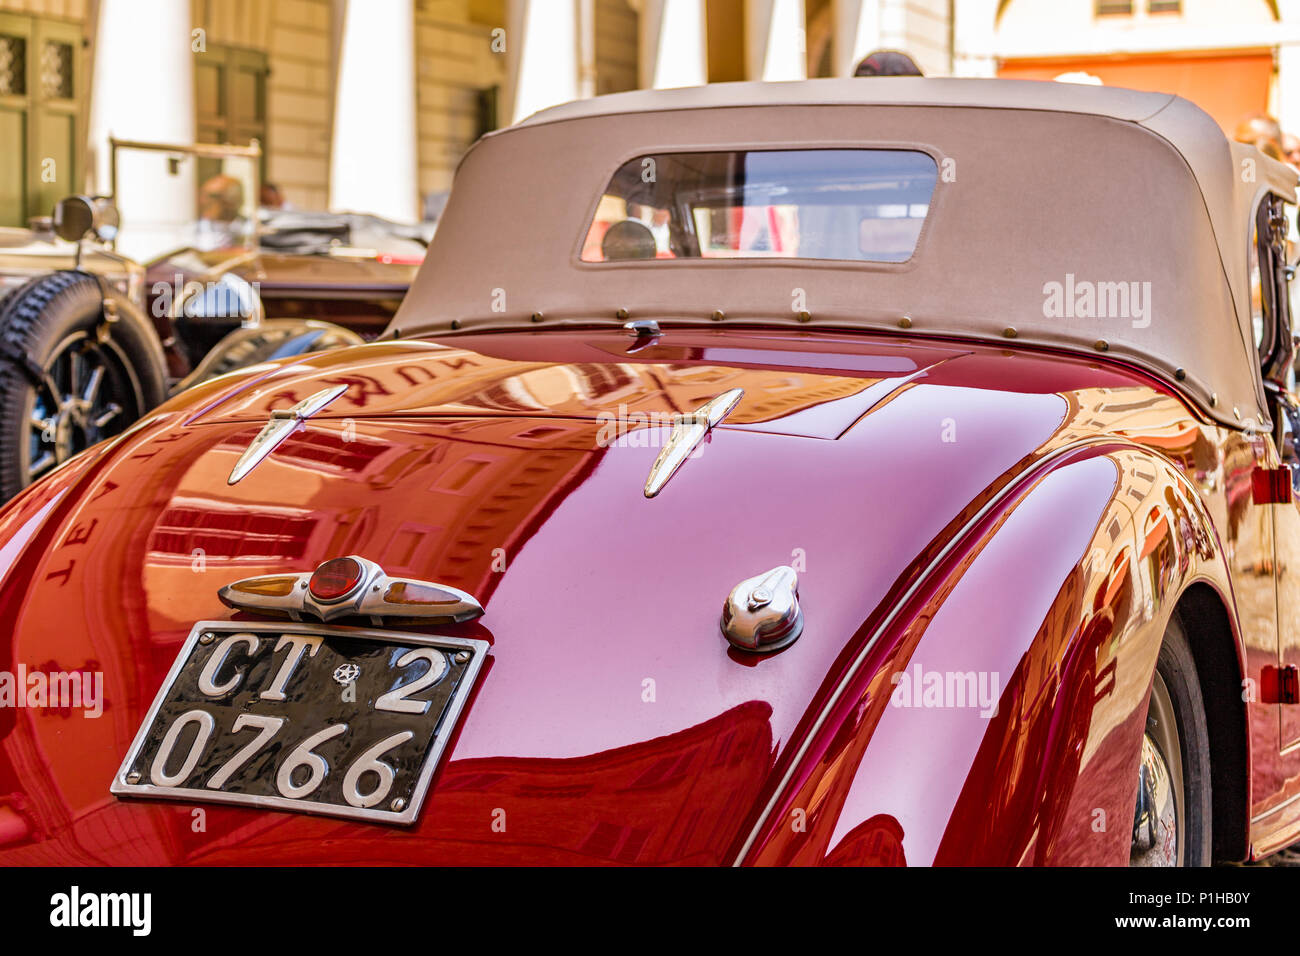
left=111, top=622, right=488, bottom=825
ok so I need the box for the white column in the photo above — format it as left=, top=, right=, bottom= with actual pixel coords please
left=1277, top=0, right=1300, bottom=137
left=834, top=0, right=881, bottom=76
left=87, top=0, right=195, bottom=259
left=951, top=0, right=998, bottom=78
left=329, top=0, right=418, bottom=221
left=746, top=0, right=807, bottom=82
left=508, top=0, right=581, bottom=123
left=640, top=0, right=707, bottom=89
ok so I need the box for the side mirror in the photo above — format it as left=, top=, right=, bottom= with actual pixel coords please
left=52, top=195, right=120, bottom=244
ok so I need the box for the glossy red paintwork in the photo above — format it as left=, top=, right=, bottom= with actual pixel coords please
left=0, top=326, right=1296, bottom=865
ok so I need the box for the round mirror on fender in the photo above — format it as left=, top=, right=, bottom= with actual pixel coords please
left=51, top=195, right=120, bottom=244
left=53, top=195, right=96, bottom=242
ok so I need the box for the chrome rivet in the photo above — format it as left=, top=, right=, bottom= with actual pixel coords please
left=1234, top=407, right=1241, bottom=420
left=711, top=309, right=725, bottom=321
left=450, top=319, right=461, bottom=330
left=616, top=308, right=629, bottom=320
left=898, top=316, right=913, bottom=329
left=1175, top=368, right=1186, bottom=381
left=199, top=633, right=214, bottom=645
left=126, top=772, right=142, bottom=785
left=454, top=650, right=471, bottom=664
left=1002, top=327, right=1017, bottom=338
left=796, top=311, right=811, bottom=323
left=530, top=312, right=543, bottom=323
left=1093, top=340, right=1109, bottom=352
left=372, top=584, right=380, bottom=592
left=1210, top=393, right=1219, bottom=406
left=390, top=797, right=406, bottom=812
left=299, top=581, right=308, bottom=589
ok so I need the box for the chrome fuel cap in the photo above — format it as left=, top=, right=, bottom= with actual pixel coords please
left=721, top=565, right=803, bottom=652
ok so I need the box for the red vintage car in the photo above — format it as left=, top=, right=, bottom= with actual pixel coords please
left=0, top=78, right=1298, bottom=867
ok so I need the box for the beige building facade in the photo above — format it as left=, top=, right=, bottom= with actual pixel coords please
left=0, top=0, right=961, bottom=228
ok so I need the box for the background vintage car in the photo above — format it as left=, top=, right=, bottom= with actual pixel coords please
left=0, top=78, right=1299, bottom=867
left=0, top=168, right=425, bottom=502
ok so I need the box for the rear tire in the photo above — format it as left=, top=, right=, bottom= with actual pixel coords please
left=1130, top=616, right=1213, bottom=866
left=0, top=271, right=167, bottom=502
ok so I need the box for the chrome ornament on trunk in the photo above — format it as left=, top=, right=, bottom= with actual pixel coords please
left=643, top=387, right=743, bottom=497
left=227, top=384, right=349, bottom=485
left=218, top=555, right=484, bottom=626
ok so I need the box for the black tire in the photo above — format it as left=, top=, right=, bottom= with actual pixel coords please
left=1131, top=617, right=1213, bottom=866
left=0, top=270, right=167, bottom=502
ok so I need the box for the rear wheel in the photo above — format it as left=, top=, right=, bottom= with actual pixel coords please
left=0, top=271, right=167, bottom=501
left=1130, top=616, right=1213, bottom=866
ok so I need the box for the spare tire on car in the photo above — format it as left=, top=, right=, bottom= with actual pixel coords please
left=0, top=270, right=167, bottom=501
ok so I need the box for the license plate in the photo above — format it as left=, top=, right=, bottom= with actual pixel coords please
left=111, top=621, right=488, bottom=825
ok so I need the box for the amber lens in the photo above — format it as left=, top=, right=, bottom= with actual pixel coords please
left=384, top=581, right=458, bottom=606
left=309, top=557, right=364, bottom=601
left=230, top=575, right=298, bottom=597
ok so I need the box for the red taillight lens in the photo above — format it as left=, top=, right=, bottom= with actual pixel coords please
left=309, top=557, right=364, bottom=601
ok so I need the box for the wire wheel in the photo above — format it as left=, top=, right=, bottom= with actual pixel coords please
left=1131, top=670, right=1184, bottom=866
left=25, top=330, right=144, bottom=483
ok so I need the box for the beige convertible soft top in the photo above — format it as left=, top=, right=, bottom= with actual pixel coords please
left=391, top=78, right=1298, bottom=428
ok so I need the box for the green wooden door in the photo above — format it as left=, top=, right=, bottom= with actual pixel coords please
left=0, top=13, right=81, bottom=227
left=195, top=43, right=267, bottom=183
left=29, top=17, right=80, bottom=224
left=0, top=13, right=32, bottom=226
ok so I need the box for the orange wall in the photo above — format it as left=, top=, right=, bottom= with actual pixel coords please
left=999, top=52, right=1274, bottom=134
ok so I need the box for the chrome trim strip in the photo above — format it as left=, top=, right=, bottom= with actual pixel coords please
left=1251, top=787, right=1300, bottom=824
left=109, top=620, right=489, bottom=826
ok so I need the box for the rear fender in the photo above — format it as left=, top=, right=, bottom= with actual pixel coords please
left=738, top=441, right=1240, bottom=866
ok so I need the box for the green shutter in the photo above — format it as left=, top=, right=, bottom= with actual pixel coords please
left=198, top=43, right=267, bottom=181
left=0, top=13, right=31, bottom=226
left=0, top=13, right=82, bottom=227
left=29, top=16, right=80, bottom=223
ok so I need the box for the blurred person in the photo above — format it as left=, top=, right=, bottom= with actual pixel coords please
left=259, top=182, right=286, bottom=210
left=1234, top=112, right=1284, bottom=159
left=200, top=174, right=244, bottom=222
left=1283, top=132, right=1300, bottom=169
left=197, top=174, right=247, bottom=250
left=854, top=50, right=923, bottom=77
